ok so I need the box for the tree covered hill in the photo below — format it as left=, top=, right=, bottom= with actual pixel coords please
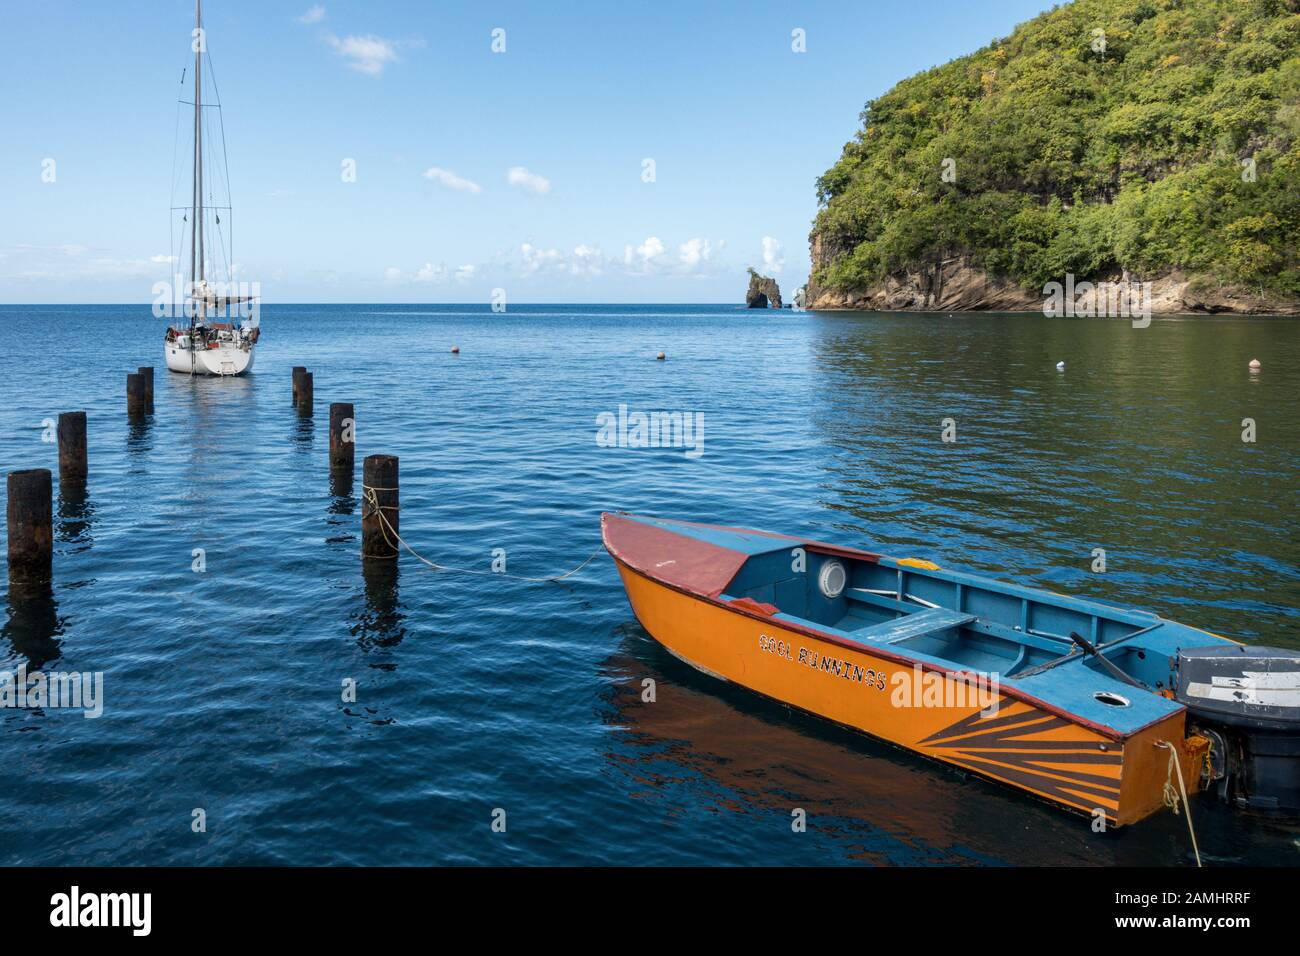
left=809, top=0, right=1300, bottom=311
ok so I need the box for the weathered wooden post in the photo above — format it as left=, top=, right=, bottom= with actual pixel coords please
left=7, top=469, right=53, bottom=586
left=361, top=454, right=399, bottom=561
left=137, top=366, right=155, bottom=412
left=292, top=366, right=307, bottom=405
left=329, top=403, right=355, bottom=471
left=297, top=372, right=313, bottom=416
left=126, top=372, right=147, bottom=416
left=57, top=412, right=87, bottom=483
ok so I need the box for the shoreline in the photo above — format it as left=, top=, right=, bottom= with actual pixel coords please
left=802, top=307, right=1300, bottom=318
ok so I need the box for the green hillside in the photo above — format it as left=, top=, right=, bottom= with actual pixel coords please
left=810, top=0, right=1300, bottom=301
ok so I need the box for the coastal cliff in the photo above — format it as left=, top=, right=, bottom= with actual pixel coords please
left=807, top=0, right=1300, bottom=314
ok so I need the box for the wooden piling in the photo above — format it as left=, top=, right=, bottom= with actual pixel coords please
left=297, top=372, right=313, bottom=415
left=137, top=366, right=154, bottom=411
left=126, top=372, right=147, bottom=416
left=292, top=366, right=307, bottom=405
left=361, top=454, right=399, bottom=561
left=57, top=411, right=87, bottom=482
left=329, top=402, right=355, bottom=470
left=7, top=469, right=53, bottom=585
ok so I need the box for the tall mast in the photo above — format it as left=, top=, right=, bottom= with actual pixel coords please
left=190, top=0, right=205, bottom=325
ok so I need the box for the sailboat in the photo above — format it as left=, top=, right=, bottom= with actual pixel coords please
left=164, top=0, right=259, bottom=376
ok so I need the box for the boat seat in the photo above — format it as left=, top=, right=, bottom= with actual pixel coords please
left=854, top=607, right=977, bottom=644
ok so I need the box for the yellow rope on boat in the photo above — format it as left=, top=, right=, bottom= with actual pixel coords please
left=1156, top=739, right=1203, bottom=868
left=361, top=485, right=604, bottom=583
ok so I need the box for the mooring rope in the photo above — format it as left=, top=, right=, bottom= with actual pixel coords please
left=361, top=485, right=604, bottom=583
left=1156, top=739, right=1203, bottom=867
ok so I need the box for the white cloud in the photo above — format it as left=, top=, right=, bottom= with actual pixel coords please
left=570, top=244, right=605, bottom=277
left=519, top=243, right=564, bottom=275
left=297, top=5, right=325, bottom=24
left=620, top=236, right=724, bottom=276
left=625, top=236, right=666, bottom=270
left=678, top=238, right=715, bottom=271
left=761, top=235, right=784, bottom=274
left=327, top=34, right=399, bottom=75
left=506, top=166, right=551, bottom=195
left=423, top=166, right=482, bottom=194
left=150, top=254, right=178, bottom=264
left=416, top=262, right=446, bottom=283
left=0, top=243, right=170, bottom=280
left=382, top=261, right=476, bottom=284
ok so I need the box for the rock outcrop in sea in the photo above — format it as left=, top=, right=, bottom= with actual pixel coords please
left=746, top=269, right=782, bottom=309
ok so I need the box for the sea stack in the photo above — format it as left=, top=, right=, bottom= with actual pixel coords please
left=745, top=268, right=782, bottom=309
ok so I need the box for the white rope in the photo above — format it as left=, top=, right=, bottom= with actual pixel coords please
left=361, top=486, right=603, bottom=583
left=1156, top=740, right=1203, bottom=867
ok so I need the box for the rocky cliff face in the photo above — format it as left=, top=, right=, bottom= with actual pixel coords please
left=746, top=269, right=782, bottom=309
left=805, top=244, right=1299, bottom=314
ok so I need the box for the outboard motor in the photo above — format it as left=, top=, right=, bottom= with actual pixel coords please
left=1176, top=645, right=1300, bottom=812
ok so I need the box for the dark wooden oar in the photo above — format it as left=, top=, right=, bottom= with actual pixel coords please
left=1069, top=631, right=1148, bottom=690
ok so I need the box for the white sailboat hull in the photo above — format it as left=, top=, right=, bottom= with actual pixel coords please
left=165, top=342, right=255, bottom=376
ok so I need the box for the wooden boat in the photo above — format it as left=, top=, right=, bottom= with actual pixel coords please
left=602, top=513, right=1300, bottom=826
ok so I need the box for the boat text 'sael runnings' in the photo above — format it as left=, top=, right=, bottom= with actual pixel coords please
left=164, top=0, right=259, bottom=376
left=602, top=513, right=1300, bottom=826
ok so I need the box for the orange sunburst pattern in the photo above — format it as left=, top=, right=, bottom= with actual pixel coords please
left=918, top=701, right=1124, bottom=816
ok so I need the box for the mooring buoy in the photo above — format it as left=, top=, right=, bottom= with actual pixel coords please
left=1249, top=358, right=1261, bottom=369
left=656, top=352, right=666, bottom=361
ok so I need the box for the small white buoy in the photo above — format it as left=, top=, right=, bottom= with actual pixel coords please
left=451, top=345, right=460, bottom=354
left=656, top=352, right=666, bottom=361
left=1249, top=358, right=1261, bottom=369
left=1056, top=361, right=1066, bottom=371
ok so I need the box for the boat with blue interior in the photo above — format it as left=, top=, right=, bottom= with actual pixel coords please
left=603, top=513, right=1300, bottom=826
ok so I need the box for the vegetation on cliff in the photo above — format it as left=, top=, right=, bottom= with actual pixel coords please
left=811, top=0, right=1300, bottom=301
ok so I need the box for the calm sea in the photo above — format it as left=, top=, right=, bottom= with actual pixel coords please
left=1, top=304, right=1297, bottom=865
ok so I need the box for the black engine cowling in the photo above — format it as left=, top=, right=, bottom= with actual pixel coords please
left=1176, top=645, right=1300, bottom=813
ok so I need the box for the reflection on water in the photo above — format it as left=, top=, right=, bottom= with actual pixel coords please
left=125, top=414, right=153, bottom=456
left=328, top=467, right=355, bottom=516
left=600, top=623, right=1300, bottom=866
left=2, top=581, right=64, bottom=669
left=292, top=414, right=314, bottom=447
left=55, top=478, right=94, bottom=551
left=351, top=561, right=406, bottom=657
left=806, top=313, right=1300, bottom=647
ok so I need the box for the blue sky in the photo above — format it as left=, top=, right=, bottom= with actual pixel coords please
left=0, top=1, right=1059, bottom=304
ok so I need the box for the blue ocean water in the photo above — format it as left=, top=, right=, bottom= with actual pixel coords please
left=1, top=303, right=1297, bottom=866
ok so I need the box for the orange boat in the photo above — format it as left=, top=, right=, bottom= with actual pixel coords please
left=602, top=513, right=1300, bottom=826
